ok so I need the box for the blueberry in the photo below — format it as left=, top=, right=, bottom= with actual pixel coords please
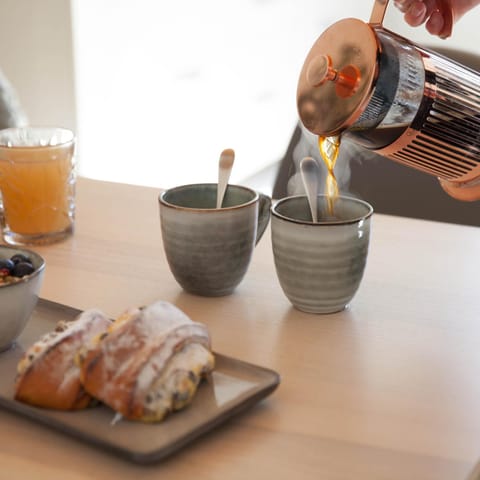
left=10, top=253, right=30, bottom=265
left=11, top=261, right=35, bottom=277
left=0, top=258, right=14, bottom=272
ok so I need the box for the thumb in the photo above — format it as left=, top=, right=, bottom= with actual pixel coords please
left=438, top=178, right=480, bottom=201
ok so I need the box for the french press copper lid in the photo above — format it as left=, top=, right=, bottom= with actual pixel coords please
left=297, top=0, right=454, bottom=137
left=297, top=18, right=378, bottom=136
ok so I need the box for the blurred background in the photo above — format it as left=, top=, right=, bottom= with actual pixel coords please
left=0, top=0, right=478, bottom=195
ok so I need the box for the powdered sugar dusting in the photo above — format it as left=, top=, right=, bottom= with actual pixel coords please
left=142, top=343, right=214, bottom=419
left=135, top=324, right=210, bottom=393
left=85, top=300, right=213, bottom=419
left=140, top=301, right=193, bottom=336
left=18, top=309, right=110, bottom=378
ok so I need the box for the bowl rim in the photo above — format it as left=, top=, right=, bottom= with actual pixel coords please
left=0, top=245, right=46, bottom=288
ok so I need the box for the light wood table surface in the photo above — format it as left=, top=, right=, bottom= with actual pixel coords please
left=2, top=177, right=480, bottom=480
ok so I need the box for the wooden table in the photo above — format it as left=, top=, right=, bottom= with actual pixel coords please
left=2, top=177, right=480, bottom=480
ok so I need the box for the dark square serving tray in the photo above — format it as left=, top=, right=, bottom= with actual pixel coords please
left=0, top=299, right=280, bottom=464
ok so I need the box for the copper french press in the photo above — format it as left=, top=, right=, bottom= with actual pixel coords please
left=297, top=0, right=480, bottom=200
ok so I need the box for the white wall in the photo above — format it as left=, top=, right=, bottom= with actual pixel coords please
left=70, top=0, right=346, bottom=188
left=0, top=0, right=76, bottom=131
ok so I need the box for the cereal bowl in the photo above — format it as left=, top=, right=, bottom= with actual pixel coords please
left=0, top=245, right=45, bottom=352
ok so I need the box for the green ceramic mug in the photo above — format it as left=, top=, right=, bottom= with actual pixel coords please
left=159, top=183, right=271, bottom=297
left=271, top=194, right=373, bottom=314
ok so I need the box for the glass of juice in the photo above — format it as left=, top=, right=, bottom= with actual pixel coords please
left=0, top=127, right=76, bottom=245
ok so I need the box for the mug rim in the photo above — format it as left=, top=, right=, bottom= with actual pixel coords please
left=272, top=194, right=373, bottom=226
left=159, top=183, right=259, bottom=212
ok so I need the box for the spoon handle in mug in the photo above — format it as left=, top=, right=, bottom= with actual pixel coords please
left=255, top=193, right=271, bottom=245
left=216, top=149, right=235, bottom=209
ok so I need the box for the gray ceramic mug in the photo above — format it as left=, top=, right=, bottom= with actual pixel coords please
left=159, top=183, right=271, bottom=296
left=271, top=194, right=373, bottom=314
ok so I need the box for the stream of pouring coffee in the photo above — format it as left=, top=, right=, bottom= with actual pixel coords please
left=318, top=135, right=340, bottom=216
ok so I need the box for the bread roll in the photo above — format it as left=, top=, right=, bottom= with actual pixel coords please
left=79, top=300, right=214, bottom=422
left=15, top=309, right=111, bottom=410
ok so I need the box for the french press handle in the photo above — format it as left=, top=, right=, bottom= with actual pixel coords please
left=368, top=0, right=454, bottom=38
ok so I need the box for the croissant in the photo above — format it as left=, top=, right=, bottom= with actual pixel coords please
left=79, top=300, right=215, bottom=422
left=14, top=309, right=111, bottom=410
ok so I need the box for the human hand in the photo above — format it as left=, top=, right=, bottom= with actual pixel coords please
left=393, top=0, right=454, bottom=37
left=438, top=177, right=480, bottom=201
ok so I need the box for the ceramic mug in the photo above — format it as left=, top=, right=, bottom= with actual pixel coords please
left=159, top=183, right=271, bottom=296
left=271, top=194, right=373, bottom=314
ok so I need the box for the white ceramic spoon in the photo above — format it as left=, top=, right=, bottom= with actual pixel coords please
left=216, top=148, right=235, bottom=209
left=300, top=156, right=320, bottom=222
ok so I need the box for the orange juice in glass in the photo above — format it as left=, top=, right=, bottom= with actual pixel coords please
left=0, top=127, right=75, bottom=245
